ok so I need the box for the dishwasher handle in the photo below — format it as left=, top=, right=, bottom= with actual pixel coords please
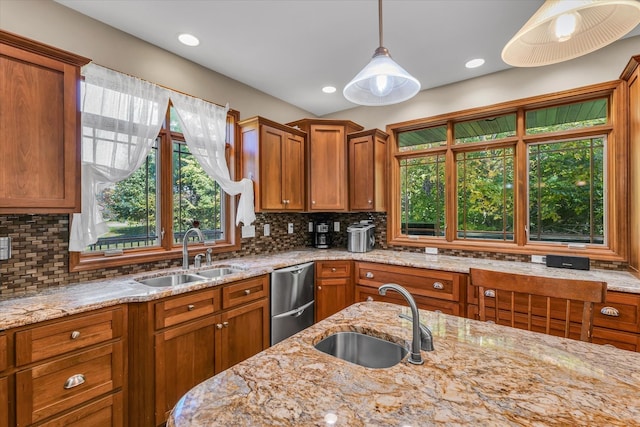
left=272, top=300, right=314, bottom=319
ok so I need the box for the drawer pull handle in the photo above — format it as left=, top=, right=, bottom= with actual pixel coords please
left=70, top=331, right=81, bottom=340
left=484, top=289, right=496, bottom=298
left=187, top=304, right=195, bottom=311
left=366, top=296, right=374, bottom=302
left=331, top=268, right=337, bottom=272
left=365, top=272, right=374, bottom=279
left=244, top=289, right=251, bottom=295
left=63, top=374, right=86, bottom=390
left=600, top=306, right=620, bottom=317
left=432, top=282, right=444, bottom=290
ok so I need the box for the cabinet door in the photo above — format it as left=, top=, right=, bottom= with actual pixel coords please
left=349, top=134, right=374, bottom=210
left=260, top=125, right=286, bottom=210
left=0, top=41, right=82, bottom=213
left=316, top=278, right=351, bottom=322
left=308, top=124, right=347, bottom=211
left=217, top=299, right=269, bottom=372
left=0, top=376, right=7, bottom=427
left=154, top=316, right=219, bottom=426
left=283, top=132, right=305, bottom=210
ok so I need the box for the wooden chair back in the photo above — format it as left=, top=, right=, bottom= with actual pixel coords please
left=469, top=268, right=607, bottom=342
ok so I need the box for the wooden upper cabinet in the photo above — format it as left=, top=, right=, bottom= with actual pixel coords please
left=239, top=116, right=306, bottom=211
left=348, top=129, right=388, bottom=211
left=0, top=31, right=89, bottom=214
left=621, top=56, right=640, bottom=278
left=287, top=119, right=363, bottom=211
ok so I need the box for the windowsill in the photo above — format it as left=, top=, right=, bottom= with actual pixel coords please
left=69, top=241, right=241, bottom=272
left=388, top=236, right=625, bottom=262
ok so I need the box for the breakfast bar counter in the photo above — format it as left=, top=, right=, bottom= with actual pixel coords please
left=168, top=301, right=640, bottom=426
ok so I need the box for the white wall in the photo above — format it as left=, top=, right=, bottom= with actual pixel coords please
left=0, top=0, right=313, bottom=123
left=325, top=36, right=640, bottom=130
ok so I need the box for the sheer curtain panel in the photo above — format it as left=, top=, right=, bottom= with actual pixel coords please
left=171, top=92, right=255, bottom=226
left=69, top=63, right=170, bottom=251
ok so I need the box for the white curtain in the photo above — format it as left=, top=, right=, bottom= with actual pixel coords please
left=170, top=92, right=255, bottom=226
left=69, top=63, right=171, bottom=251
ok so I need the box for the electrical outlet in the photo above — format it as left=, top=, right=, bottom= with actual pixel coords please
left=263, top=224, right=270, bottom=237
left=424, top=247, right=438, bottom=255
left=288, top=223, right=294, bottom=234
left=308, top=221, right=314, bottom=232
left=334, top=221, right=340, bottom=232
left=531, top=255, right=546, bottom=264
left=241, top=225, right=256, bottom=238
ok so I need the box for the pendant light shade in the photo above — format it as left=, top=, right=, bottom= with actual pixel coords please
left=502, top=0, right=640, bottom=67
left=343, top=0, right=420, bottom=106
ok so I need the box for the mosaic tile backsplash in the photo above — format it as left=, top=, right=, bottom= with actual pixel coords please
left=0, top=213, right=628, bottom=295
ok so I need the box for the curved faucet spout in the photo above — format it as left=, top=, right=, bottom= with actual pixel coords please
left=182, top=227, right=205, bottom=269
left=378, top=284, right=424, bottom=365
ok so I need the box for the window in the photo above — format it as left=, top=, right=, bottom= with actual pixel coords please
left=388, top=82, right=625, bottom=260
left=72, top=106, right=240, bottom=270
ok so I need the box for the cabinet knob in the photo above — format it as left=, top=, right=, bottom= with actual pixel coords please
left=70, top=331, right=81, bottom=340
left=216, top=323, right=223, bottom=329
left=187, top=304, right=195, bottom=311
left=600, top=306, right=620, bottom=317
left=365, top=272, right=374, bottom=279
left=318, top=286, right=322, bottom=290
left=484, top=289, right=496, bottom=298
left=368, top=200, right=372, bottom=204
left=223, top=321, right=229, bottom=328
left=331, top=268, right=337, bottom=272
left=432, top=282, right=444, bottom=290
left=244, top=289, right=251, bottom=295
left=312, top=200, right=316, bottom=204
left=63, top=374, right=86, bottom=390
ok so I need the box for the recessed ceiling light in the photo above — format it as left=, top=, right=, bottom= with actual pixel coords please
left=465, top=58, right=485, bottom=69
left=322, top=86, right=337, bottom=94
left=178, top=33, right=200, bottom=47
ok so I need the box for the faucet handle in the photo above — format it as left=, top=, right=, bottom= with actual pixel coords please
left=399, top=313, right=434, bottom=352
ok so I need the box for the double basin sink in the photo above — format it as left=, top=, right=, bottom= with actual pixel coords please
left=136, top=266, right=243, bottom=288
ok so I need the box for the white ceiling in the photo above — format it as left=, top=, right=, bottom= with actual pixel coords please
left=55, top=0, right=640, bottom=116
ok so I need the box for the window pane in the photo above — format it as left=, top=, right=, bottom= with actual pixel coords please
left=457, top=148, right=514, bottom=240
left=400, top=155, right=446, bottom=237
left=528, top=137, right=605, bottom=244
left=454, top=114, right=516, bottom=144
left=398, top=126, right=447, bottom=152
left=173, top=141, right=225, bottom=243
left=526, top=98, right=607, bottom=134
left=169, top=106, right=182, bottom=133
left=87, top=143, right=160, bottom=252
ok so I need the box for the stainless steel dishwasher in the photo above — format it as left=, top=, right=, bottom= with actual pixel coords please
left=270, top=261, right=315, bottom=345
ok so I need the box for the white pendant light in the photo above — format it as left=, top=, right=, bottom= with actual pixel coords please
left=343, top=0, right=420, bottom=106
left=502, top=0, right=640, bottom=67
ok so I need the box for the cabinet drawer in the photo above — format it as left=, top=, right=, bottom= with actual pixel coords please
left=356, top=286, right=461, bottom=316
left=356, top=262, right=462, bottom=302
left=592, top=291, right=640, bottom=333
left=37, top=391, right=123, bottom=427
left=316, top=261, right=352, bottom=278
left=592, top=327, right=640, bottom=352
left=16, top=341, right=123, bottom=426
left=15, top=307, right=124, bottom=366
left=155, top=288, right=221, bottom=330
left=0, top=334, right=6, bottom=372
left=222, top=275, right=268, bottom=309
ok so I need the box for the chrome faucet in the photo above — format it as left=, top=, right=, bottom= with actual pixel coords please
left=182, top=227, right=205, bottom=270
left=378, top=284, right=425, bottom=365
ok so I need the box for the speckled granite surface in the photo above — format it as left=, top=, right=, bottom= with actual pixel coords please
left=168, top=301, right=640, bottom=426
left=1, top=249, right=639, bottom=330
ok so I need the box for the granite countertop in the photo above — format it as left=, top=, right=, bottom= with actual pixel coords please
left=168, top=301, right=640, bottom=426
left=1, top=249, right=640, bottom=330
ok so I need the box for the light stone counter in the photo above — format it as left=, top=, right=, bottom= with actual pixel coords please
left=1, top=249, right=639, bottom=330
left=168, top=301, right=640, bottom=426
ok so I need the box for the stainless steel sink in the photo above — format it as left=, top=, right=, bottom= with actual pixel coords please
left=314, top=331, right=408, bottom=368
left=197, top=267, right=243, bottom=279
left=137, top=274, right=205, bottom=288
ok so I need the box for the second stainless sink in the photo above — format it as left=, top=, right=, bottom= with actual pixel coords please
left=197, top=267, right=243, bottom=279
left=314, top=331, right=408, bottom=369
left=137, top=274, right=205, bottom=288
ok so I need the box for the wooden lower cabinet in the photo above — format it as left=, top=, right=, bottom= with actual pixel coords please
left=0, top=376, right=8, bottom=427
left=315, top=261, right=353, bottom=322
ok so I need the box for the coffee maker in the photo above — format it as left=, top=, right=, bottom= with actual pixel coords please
left=314, top=221, right=330, bottom=249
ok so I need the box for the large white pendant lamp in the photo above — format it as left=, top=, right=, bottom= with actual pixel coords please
left=343, top=0, right=420, bottom=106
left=502, top=0, right=640, bottom=67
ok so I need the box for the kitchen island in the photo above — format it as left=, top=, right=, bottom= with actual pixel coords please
left=168, top=301, right=640, bottom=426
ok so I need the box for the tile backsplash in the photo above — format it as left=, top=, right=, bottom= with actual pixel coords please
left=0, top=213, right=628, bottom=295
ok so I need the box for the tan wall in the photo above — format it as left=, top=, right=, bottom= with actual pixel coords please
left=0, top=0, right=313, bottom=123
left=325, top=35, right=640, bottom=129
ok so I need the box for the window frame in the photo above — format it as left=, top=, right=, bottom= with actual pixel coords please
left=70, top=108, right=242, bottom=272
left=387, top=81, right=628, bottom=261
